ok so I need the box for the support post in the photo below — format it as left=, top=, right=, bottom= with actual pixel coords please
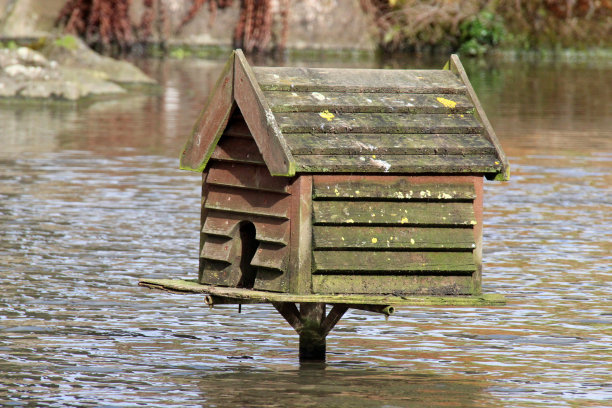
left=299, top=303, right=326, bottom=361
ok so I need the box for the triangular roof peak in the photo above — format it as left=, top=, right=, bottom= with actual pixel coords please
left=180, top=50, right=509, bottom=181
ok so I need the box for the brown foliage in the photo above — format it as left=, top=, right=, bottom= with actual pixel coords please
left=498, top=0, right=612, bottom=47
left=359, top=0, right=485, bottom=53
left=56, top=0, right=289, bottom=55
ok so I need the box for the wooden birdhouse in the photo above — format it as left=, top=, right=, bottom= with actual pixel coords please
left=140, top=50, right=508, bottom=360
left=179, top=50, right=508, bottom=297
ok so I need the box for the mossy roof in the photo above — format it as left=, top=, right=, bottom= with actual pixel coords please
left=180, top=50, right=508, bottom=180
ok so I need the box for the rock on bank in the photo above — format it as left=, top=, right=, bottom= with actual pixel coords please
left=0, top=35, right=155, bottom=101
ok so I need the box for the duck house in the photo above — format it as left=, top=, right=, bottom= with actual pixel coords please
left=140, top=50, right=508, bottom=360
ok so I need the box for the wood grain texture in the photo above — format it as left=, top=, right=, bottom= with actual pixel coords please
left=312, top=226, right=475, bottom=250
left=210, top=137, right=265, bottom=165
left=313, top=251, right=476, bottom=274
left=254, top=67, right=467, bottom=94
left=288, top=175, right=313, bottom=294
left=141, top=278, right=505, bottom=304
left=448, top=54, right=509, bottom=181
left=180, top=52, right=235, bottom=171
left=274, top=112, right=483, bottom=134
left=312, top=201, right=476, bottom=225
left=207, top=161, right=290, bottom=193
left=265, top=91, right=473, bottom=114
left=293, top=154, right=501, bottom=174
left=204, top=184, right=291, bottom=219
left=251, top=242, right=289, bottom=272
left=234, top=50, right=295, bottom=176
left=311, top=274, right=474, bottom=295
left=202, top=210, right=290, bottom=245
left=284, top=133, right=495, bottom=156
left=312, top=177, right=476, bottom=200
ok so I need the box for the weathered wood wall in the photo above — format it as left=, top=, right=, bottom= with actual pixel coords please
left=310, top=175, right=483, bottom=295
left=199, top=109, right=292, bottom=292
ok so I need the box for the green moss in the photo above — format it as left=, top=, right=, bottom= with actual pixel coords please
left=54, top=35, right=79, bottom=51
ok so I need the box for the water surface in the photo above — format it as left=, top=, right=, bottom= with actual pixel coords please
left=0, top=56, right=610, bottom=407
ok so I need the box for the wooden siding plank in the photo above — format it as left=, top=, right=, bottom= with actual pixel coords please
left=313, top=201, right=475, bottom=225
left=200, top=235, right=233, bottom=263
left=204, top=185, right=291, bottom=219
left=210, top=136, right=265, bottom=165
left=274, top=112, right=483, bottom=134
left=312, top=274, right=475, bottom=295
left=265, top=91, right=473, bottom=114
left=251, top=242, right=289, bottom=272
left=254, top=67, right=467, bottom=94
left=202, top=210, right=290, bottom=245
left=253, top=269, right=287, bottom=292
left=200, top=260, right=245, bottom=288
left=294, top=154, right=502, bottom=174
left=448, top=55, right=509, bottom=180
left=207, top=162, right=290, bottom=193
left=312, top=178, right=476, bottom=200
left=180, top=52, right=235, bottom=171
left=312, top=226, right=475, bottom=250
left=284, top=133, right=495, bottom=156
left=313, top=251, right=476, bottom=273
left=234, top=50, right=295, bottom=176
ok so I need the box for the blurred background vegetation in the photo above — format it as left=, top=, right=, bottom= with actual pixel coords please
left=1, top=0, right=612, bottom=57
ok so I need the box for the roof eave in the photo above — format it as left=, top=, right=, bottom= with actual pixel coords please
left=446, top=54, right=510, bottom=181
left=179, top=51, right=236, bottom=172
left=233, top=50, right=296, bottom=177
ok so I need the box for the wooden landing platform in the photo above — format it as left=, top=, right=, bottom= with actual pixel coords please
left=138, top=278, right=506, bottom=307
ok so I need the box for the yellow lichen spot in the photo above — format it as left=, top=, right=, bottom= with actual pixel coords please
left=437, top=97, right=457, bottom=109
left=471, top=220, right=478, bottom=225
left=334, top=188, right=340, bottom=196
left=346, top=219, right=354, bottom=223
left=371, top=237, right=378, bottom=244
left=400, top=217, right=409, bottom=223
left=319, top=110, right=335, bottom=121
left=341, top=236, right=345, bottom=241
left=372, top=155, right=376, bottom=159
left=495, top=161, right=500, bottom=165
left=410, top=238, right=415, bottom=245
left=355, top=190, right=360, bottom=195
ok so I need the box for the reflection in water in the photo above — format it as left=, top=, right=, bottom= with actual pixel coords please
left=0, top=56, right=610, bottom=407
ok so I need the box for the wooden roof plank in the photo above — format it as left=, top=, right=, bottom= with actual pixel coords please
left=265, top=91, right=474, bottom=114
left=313, top=251, right=476, bottom=273
left=312, top=201, right=476, bottom=225
left=254, top=67, right=467, bottom=94
left=180, top=51, right=235, bottom=172
left=294, top=154, right=503, bottom=174
left=233, top=50, right=296, bottom=176
left=447, top=55, right=510, bottom=181
left=274, top=112, right=483, bottom=134
left=284, top=133, right=495, bottom=156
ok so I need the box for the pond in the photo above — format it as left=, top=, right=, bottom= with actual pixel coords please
left=0, top=54, right=610, bottom=407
